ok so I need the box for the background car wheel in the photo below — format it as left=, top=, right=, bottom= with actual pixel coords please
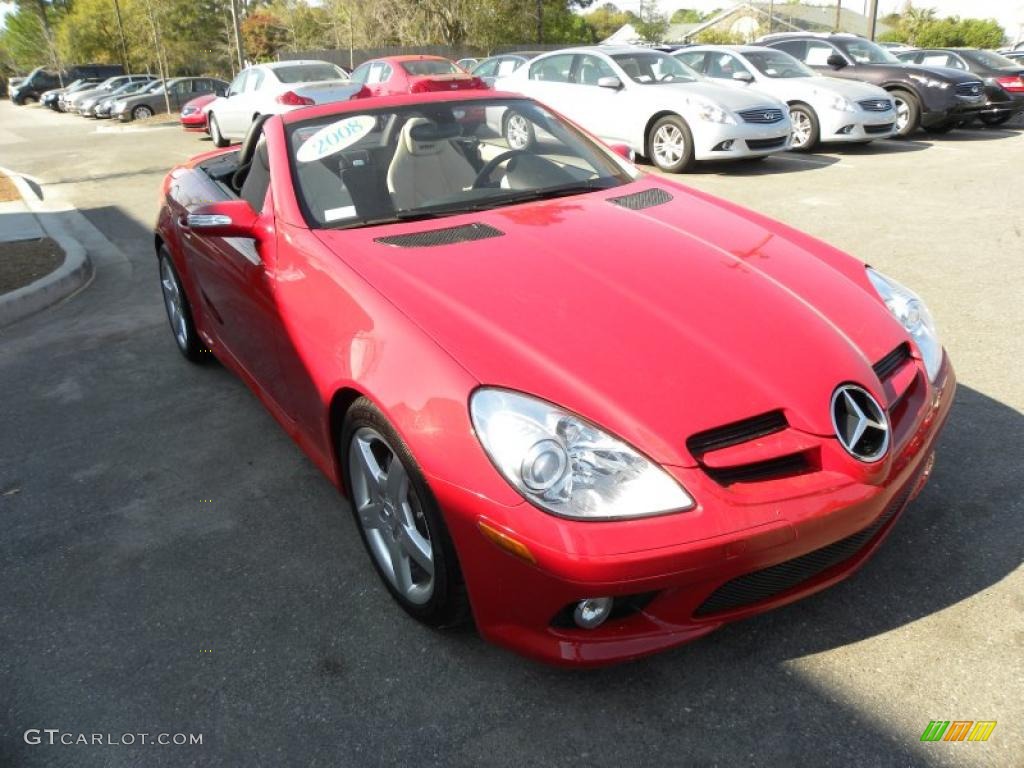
left=889, top=90, right=920, bottom=138
left=158, top=248, right=204, bottom=363
left=209, top=114, right=228, bottom=147
left=503, top=111, right=535, bottom=150
left=978, top=113, right=1011, bottom=127
left=341, top=398, right=469, bottom=628
left=132, top=105, right=153, bottom=120
left=788, top=103, right=819, bottom=152
left=647, top=115, right=695, bottom=173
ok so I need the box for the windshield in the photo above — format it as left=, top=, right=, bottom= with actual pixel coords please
left=275, top=64, right=346, bottom=83
left=839, top=38, right=900, bottom=64
left=965, top=49, right=1021, bottom=69
left=744, top=50, right=815, bottom=78
left=401, top=59, right=460, bottom=76
left=287, top=98, right=635, bottom=229
left=612, top=52, right=697, bottom=83
left=112, top=82, right=146, bottom=96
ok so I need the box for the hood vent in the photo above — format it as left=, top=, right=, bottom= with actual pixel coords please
left=687, top=411, right=787, bottom=457
left=607, top=188, right=673, bottom=211
left=872, top=342, right=911, bottom=381
left=375, top=222, right=503, bottom=248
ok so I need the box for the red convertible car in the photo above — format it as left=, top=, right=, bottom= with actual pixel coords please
left=155, top=92, right=954, bottom=666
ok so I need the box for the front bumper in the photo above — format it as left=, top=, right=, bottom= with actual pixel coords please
left=693, top=119, right=791, bottom=160
left=436, top=357, right=955, bottom=667
left=819, top=108, right=897, bottom=143
left=921, top=91, right=987, bottom=126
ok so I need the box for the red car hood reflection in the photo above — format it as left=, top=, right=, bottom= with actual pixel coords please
left=314, top=178, right=906, bottom=467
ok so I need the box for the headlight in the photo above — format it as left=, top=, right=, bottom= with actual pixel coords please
left=829, top=94, right=855, bottom=112
left=908, top=74, right=950, bottom=90
left=112, top=100, right=127, bottom=112
left=691, top=98, right=735, bottom=124
left=470, top=389, right=694, bottom=520
left=182, top=106, right=197, bottom=116
left=866, top=268, right=942, bottom=381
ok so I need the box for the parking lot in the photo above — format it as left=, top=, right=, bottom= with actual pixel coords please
left=0, top=100, right=1021, bottom=766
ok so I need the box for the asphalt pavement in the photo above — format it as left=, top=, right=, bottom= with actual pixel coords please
left=0, top=101, right=1021, bottom=767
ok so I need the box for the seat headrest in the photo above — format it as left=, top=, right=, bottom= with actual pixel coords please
left=400, top=118, right=461, bottom=156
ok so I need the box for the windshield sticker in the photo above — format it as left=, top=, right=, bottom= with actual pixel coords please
left=323, top=205, right=357, bottom=222
left=297, top=115, right=376, bottom=163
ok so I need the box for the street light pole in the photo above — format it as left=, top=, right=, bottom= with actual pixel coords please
left=866, top=0, right=879, bottom=40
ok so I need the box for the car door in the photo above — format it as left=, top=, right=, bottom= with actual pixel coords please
left=472, top=58, right=500, bottom=88
left=676, top=50, right=709, bottom=73
left=217, top=71, right=250, bottom=135
left=568, top=53, right=629, bottom=141
left=524, top=53, right=578, bottom=117
left=168, top=79, right=193, bottom=112
left=374, top=62, right=398, bottom=95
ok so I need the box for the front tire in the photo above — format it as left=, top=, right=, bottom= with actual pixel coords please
left=341, top=398, right=469, bottom=628
left=889, top=89, right=920, bottom=138
left=132, top=104, right=153, bottom=120
left=979, top=112, right=1012, bottom=127
left=503, top=110, right=535, bottom=150
left=158, top=248, right=204, bottom=363
left=209, top=114, right=228, bottom=147
left=647, top=115, right=695, bottom=173
left=788, top=103, right=820, bottom=152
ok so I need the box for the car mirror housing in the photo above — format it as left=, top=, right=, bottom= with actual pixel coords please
left=185, top=200, right=259, bottom=239
left=597, top=75, right=622, bottom=89
left=826, top=54, right=847, bottom=69
left=732, top=71, right=754, bottom=83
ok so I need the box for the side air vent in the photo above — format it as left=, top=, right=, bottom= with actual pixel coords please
left=607, top=188, right=673, bottom=210
left=687, top=411, right=788, bottom=457
left=873, top=342, right=911, bottom=381
left=375, top=222, right=503, bottom=248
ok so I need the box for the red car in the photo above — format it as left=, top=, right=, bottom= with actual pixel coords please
left=349, top=54, right=486, bottom=96
left=180, top=93, right=218, bottom=132
left=154, top=92, right=954, bottom=667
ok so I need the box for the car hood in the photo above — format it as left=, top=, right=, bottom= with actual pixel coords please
left=811, top=75, right=891, bottom=100
left=662, top=79, right=785, bottom=110
left=314, top=178, right=907, bottom=467
left=853, top=62, right=977, bottom=83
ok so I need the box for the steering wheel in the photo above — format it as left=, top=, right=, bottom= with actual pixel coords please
left=471, top=149, right=528, bottom=189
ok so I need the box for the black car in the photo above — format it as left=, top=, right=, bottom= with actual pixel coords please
left=470, top=51, right=545, bottom=87
left=757, top=33, right=986, bottom=136
left=896, top=48, right=1024, bottom=126
left=11, top=63, right=124, bottom=105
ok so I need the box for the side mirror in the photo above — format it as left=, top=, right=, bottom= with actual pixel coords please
left=185, top=200, right=259, bottom=239
left=608, top=143, right=635, bottom=162
left=826, top=54, right=847, bottom=69
left=732, top=71, right=755, bottom=83
left=597, top=75, right=622, bottom=89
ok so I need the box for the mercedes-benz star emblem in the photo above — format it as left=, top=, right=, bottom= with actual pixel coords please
left=830, top=384, right=890, bottom=462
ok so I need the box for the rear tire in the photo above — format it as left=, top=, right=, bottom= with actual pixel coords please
left=889, top=89, right=920, bottom=138
left=503, top=110, right=535, bottom=150
left=209, top=114, right=228, bottom=147
left=341, top=397, right=470, bottom=629
left=647, top=115, right=695, bottom=173
left=979, top=112, right=1012, bottom=127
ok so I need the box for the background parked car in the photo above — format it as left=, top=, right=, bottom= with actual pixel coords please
left=11, top=63, right=124, bottom=104
left=679, top=45, right=896, bottom=151
left=179, top=93, right=219, bottom=132
left=350, top=55, right=486, bottom=96
left=470, top=51, right=543, bottom=87
left=68, top=74, right=157, bottom=115
left=41, top=78, right=101, bottom=110
left=113, top=77, right=227, bottom=122
left=896, top=48, right=1024, bottom=127
left=758, top=32, right=986, bottom=136
left=85, top=79, right=156, bottom=118
left=456, top=57, right=478, bottom=70
left=206, top=60, right=359, bottom=146
left=498, top=46, right=791, bottom=173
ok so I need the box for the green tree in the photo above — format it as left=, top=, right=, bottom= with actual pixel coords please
left=241, top=10, right=288, bottom=60
left=583, top=2, right=630, bottom=42
left=670, top=8, right=703, bottom=24
left=915, top=17, right=1005, bottom=48
left=694, top=28, right=744, bottom=44
left=634, top=0, right=667, bottom=43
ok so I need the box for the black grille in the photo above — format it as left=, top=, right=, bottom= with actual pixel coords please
left=955, top=81, right=983, bottom=98
left=704, top=453, right=813, bottom=486
left=607, top=188, right=673, bottom=210
left=738, top=108, right=785, bottom=124
left=873, top=343, right=911, bottom=381
left=746, top=136, right=787, bottom=150
left=687, top=411, right=787, bottom=457
left=374, top=222, right=503, bottom=248
left=858, top=98, right=892, bottom=112
left=694, top=476, right=916, bottom=617
left=864, top=122, right=895, bottom=134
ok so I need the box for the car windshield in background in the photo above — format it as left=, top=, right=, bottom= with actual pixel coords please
left=275, top=64, right=346, bottom=83
left=840, top=39, right=900, bottom=64
left=612, top=52, right=696, bottom=83
left=744, top=50, right=815, bottom=78
left=964, top=49, right=1021, bottom=69
left=287, top=98, right=634, bottom=230
left=401, top=59, right=460, bottom=76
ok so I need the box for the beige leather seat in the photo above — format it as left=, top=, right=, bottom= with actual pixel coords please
left=386, top=118, right=476, bottom=211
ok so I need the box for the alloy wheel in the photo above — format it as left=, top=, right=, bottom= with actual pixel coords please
left=349, top=427, right=435, bottom=605
left=134, top=105, right=153, bottom=120
left=790, top=110, right=812, bottom=149
left=653, top=124, right=686, bottom=167
left=506, top=114, right=530, bottom=149
left=893, top=97, right=910, bottom=133
left=160, top=258, right=189, bottom=351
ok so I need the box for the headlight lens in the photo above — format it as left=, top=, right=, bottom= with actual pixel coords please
left=113, top=100, right=126, bottom=111
left=691, top=98, right=735, bottom=124
left=866, top=268, right=942, bottom=381
left=829, top=94, right=855, bottom=112
left=908, top=74, right=950, bottom=89
left=470, top=389, right=694, bottom=520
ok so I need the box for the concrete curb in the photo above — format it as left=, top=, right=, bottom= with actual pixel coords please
left=95, top=121, right=178, bottom=134
left=0, top=167, right=93, bottom=328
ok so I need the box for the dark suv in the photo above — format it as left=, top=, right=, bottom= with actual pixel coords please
left=757, top=33, right=986, bottom=136
left=11, top=63, right=125, bottom=105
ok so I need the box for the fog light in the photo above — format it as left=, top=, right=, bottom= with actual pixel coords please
left=573, top=597, right=613, bottom=629
left=837, top=125, right=854, bottom=134
left=712, top=139, right=734, bottom=151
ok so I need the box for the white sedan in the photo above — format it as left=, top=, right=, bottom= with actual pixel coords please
left=496, top=46, right=792, bottom=173
left=678, top=46, right=897, bottom=151
left=206, top=60, right=363, bottom=146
